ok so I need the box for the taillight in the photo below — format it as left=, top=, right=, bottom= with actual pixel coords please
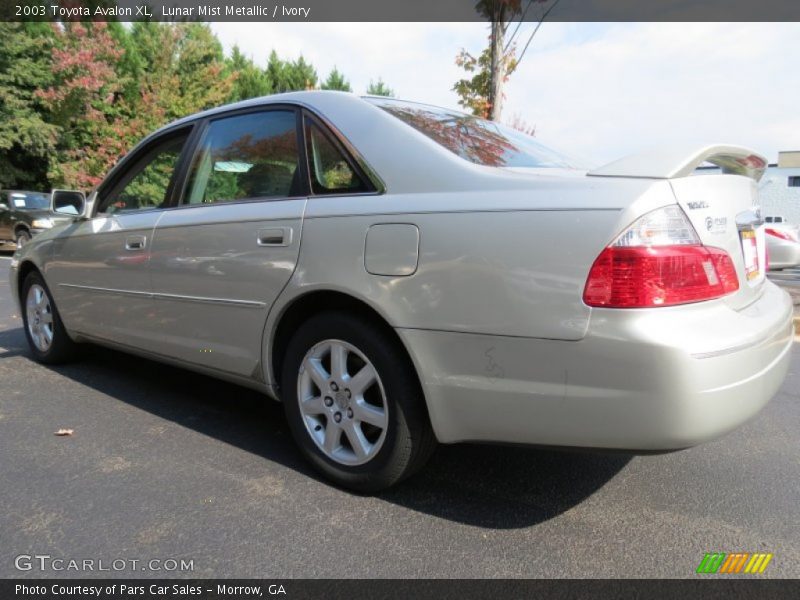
left=765, top=227, right=796, bottom=242
left=583, top=205, right=739, bottom=308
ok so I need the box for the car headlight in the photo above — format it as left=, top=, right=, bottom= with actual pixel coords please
left=31, top=218, right=53, bottom=228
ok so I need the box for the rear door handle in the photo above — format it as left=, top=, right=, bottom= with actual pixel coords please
left=125, top=235, right=146, bottom=251
left=257, top=227, right=292, bottom=247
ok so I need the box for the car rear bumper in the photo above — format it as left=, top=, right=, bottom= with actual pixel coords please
left=398, top=281, right=793, bottom=450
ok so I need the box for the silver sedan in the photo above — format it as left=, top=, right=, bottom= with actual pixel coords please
left=10, top=92, right=793, bottom=491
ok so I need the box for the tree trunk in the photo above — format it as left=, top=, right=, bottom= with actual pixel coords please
left=488, top=20, right=506, bottom=121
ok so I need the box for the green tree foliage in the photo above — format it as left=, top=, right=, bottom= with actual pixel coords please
left=321, top=67, right=352, bottom=92
left=174, top=24, right=233, bottom=114
left=0, top=23, right=58, bottom=189
left=227, top=46, right=272, bottom=102
left=366, top=78, right=394, bottom=97
left=453, top=45, right=508, bottom=118
left=0, top=22, right=358, bottom=192
left=267, top=50, right=318, bottom=92
left=106, top=21, right=145, bottom=106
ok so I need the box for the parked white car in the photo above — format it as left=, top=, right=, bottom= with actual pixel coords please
left=764, top=219, right=800, bottom=270
left=764, top=225, right=800, bottom=271
left=10, top=92, right=793, bottom=491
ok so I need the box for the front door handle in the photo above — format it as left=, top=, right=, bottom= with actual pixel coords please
left=125, top=234, right=146, bottom=251
left=257, top=227, right=292, bottom=247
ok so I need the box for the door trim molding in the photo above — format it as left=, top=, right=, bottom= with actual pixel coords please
left=58, top=283, right=266, bottom=308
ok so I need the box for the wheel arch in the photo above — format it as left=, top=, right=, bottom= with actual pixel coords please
left=14, top=223, right=30, bottom=236
left=267, top=289, right=423, bottom=403
left=16, top=259, right=41, bottom=299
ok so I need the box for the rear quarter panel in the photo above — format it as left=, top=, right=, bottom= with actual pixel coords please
left=266, top=178, right=676, bottom=387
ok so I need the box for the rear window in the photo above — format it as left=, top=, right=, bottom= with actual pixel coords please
left=366, top=98, right=577, bottom=169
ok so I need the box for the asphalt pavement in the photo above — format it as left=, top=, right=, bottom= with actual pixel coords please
left=1, top=252, right=798, bottom=578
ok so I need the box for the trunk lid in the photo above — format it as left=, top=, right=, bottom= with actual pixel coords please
left=588, top=143, right=769, bottom=310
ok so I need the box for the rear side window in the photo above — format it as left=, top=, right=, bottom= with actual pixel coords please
left=367, top=97, right=577, bottom=169
left=305, top=118, right=369, bottom=195
left=184, top=110, right=301, bottom=205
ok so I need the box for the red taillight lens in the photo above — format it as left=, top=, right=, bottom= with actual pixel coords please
left=583, top=245, right=739, bottom=308
left=765, top=227, right=795, bottom=242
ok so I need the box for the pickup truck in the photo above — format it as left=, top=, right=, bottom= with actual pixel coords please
left=0, top=190, right=73, bottom=249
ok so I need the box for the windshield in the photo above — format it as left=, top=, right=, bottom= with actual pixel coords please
left=366, top=98, right=578, bottom=169
left=9, top=192, right=49, bottom=210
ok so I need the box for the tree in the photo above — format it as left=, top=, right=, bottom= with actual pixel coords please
left=37, top=21, right=130, bottom=189
left=0, top=22, right=58, bottom=190
left=35, top=21, right=236, bottom=190
left=266, top=50, right=318, bottom=93
left=453, top=0, right=559, bottom=120
left=106, top=20, right=145, bottom=106
left=321, top=67, right=352, bottom=92
left=287, top=55, right=318, bottom=91
left=453, top=46, right=495, bottom=118
left=174, top=23, right=234, bottom=114
left=366, top=78, right=394, bottom=97
left=126, top=22, right=235, bottom=133
left=227, top=45, right=272, bottom=102
left=0, top=23, right=333, bottom=191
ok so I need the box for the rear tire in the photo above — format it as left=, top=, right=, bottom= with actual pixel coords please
left=21, top=271, right=79, bottom=364
left=281, top=311, right=436, bottom=492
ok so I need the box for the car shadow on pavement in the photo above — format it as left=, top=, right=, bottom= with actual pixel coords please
left=0, top=326, right=632, bottom=529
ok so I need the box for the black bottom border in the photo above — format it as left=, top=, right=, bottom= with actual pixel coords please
left=3, top=579, right=800, bottom=600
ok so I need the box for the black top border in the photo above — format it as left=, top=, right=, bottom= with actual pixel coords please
left=4, top=0, right=800, bottom=22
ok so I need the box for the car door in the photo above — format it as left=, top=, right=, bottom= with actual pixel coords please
left=47, top=127, right=193, bottom=349
left=147, top=107, right=306, bottom=379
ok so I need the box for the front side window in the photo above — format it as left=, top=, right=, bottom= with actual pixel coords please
left=184, top=110, right=300, bottom=205
left=366, top=97, right=577, bottom=169
left=305, top=118, right=369, bottom=195
left=99, top=136, right=187, bottom=214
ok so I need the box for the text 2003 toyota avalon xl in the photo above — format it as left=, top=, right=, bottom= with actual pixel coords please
left=10, top=92, right=793, bottom=491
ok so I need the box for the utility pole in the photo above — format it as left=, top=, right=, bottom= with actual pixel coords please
left=488, top=20, right=507, bottom=121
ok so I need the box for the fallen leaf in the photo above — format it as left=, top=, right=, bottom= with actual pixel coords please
left=54, top=429, right=74, bottom=436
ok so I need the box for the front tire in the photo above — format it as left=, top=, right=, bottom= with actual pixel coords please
left=21, top=271, right=78, bottom=364
left=281, top=311, right=436, bottom=492
left=15, top=229, right=31, bottom=249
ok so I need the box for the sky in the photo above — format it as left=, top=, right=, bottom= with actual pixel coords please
left=210, top=22, right=800, bottom=166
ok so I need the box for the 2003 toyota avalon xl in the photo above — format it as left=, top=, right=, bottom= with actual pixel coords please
left=10, top=91, right=793, bottom=491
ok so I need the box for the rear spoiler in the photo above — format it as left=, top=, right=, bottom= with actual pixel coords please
left=588, top=144, right=767, bottom=182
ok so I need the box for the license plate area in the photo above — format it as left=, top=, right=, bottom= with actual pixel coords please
left=740, top=229, right=760, bottom=281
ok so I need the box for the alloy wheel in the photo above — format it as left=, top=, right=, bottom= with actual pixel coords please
left=26, top=284, right=54, bottom=352
left=297, top=339, right=389, bottom=466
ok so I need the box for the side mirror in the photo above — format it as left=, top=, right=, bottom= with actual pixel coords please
left=0, top=202, right=8, bottom=211
left=51, top=189, right=86, bottom=218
